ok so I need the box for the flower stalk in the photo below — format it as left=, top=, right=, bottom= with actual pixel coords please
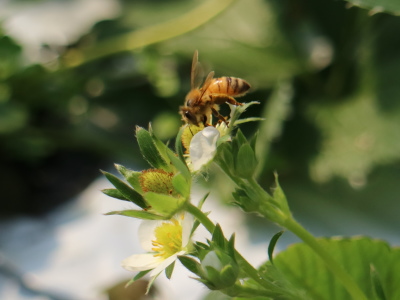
left=186, top=203, right=279, bottom=292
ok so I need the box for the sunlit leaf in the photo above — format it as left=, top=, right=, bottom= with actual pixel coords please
left=261, top=237, right=400, bottom=300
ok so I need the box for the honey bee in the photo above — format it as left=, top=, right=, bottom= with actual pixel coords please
left=180, top=50, right=251, bottom=126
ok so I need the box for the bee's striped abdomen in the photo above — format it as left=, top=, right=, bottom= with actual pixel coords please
left=209, top=77, right=250, bottom=97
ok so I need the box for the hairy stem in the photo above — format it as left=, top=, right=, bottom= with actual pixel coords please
left=186, top=203, right=274, bottom=289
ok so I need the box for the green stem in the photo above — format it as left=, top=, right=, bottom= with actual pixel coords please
left=62, top=0, right=235, bottom=67
left=186, top=203, right=272, bottom=289
left=282, top=217, right=368, bottom=300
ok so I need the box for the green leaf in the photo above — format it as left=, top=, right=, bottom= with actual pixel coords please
left=212, top=224, right=225, bottom=249
left=268, top=231, right=284, bottom=264
left=115, top=164, right=143, bottom=193
left=101, top=188, right=128, bottom=201
left=136, top=126, right=171, bottom=171
left=370, top=264, right=387, bottom=300
left=178, top=256, right=201, bottom=275
left=261, top=237, right=400, bottom=300
left=165, top=261, right=175, bottom=279
left=102, top=171, right=147, bottom=208
left=105, top=210, right=165, bottom=220
left=144, top=192, right=185, bottom=218
left=344, top=0, right=400, bottom=15
left=235, top=143, right=257, bottom=179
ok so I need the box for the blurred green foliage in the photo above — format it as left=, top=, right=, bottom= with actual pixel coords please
left=1, top=0, right=400, bottom=227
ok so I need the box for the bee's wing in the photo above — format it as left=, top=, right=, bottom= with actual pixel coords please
left=195, top=71, right=215, bottom=104
left=191, top=50, right=204, bottom=89
left=201, top=71, right=215, bottom=93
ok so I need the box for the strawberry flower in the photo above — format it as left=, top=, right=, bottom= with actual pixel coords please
left=121, top=214, right=194, bottom=288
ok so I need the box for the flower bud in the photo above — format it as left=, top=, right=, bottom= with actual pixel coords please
left=139, top=169, right=176, bottom=196
left=200, top=250, right=239, bottom=290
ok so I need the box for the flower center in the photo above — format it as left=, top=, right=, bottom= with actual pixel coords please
left=152, top=218, right=183, bottom=259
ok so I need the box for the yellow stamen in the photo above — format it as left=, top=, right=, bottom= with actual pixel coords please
left=151, top=217, right=183, bottom=260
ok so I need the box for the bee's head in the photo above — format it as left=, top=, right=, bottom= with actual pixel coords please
left=180, top=106, right=200, bottom=126
left=185, top=89, right=201, bottom=107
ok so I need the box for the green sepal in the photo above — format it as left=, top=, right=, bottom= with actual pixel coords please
left=249, top=131, right=258, bottom=153
left=232, top=188, right=259, bottom=212
left=212, top=224, right=225, bottom=249
left=178, top=255, right=201, bottom=275
left=175, top=125, right=186, bottom=163
left=172, top=173, right=190, bottom=198
left=115, top=164, right=143, bottom=193
left=198, top=192, right=210, bottom=210
left=204, top=266, right=221, bottom=289
left=144, top=192, right=185, bottom=218
left=101, top=188, right=128, bottom=201
left=272, top=172, right=290, bottom=215
left=229, top=101, right=260, bottom=129
left=220, top=264, right=238, bottom=287
left=268, top=231, right=284, bottom=264
left=192, top=277, right=216, bottom=290
left=133, top=269, right=151, bottom=282
left=216, top=134, right=231, bottom=147
left=236, top=143, right=257, bottom=179
left=231, top=129, right=246, bottom=159
left=215, top=143, right=234, bottom=176
left=235, top=129, right=247, bottom=149
left=105, top=210, right=165, bottom=220
left=227, top=234, right=236, bottom=260
left=165, top=261, right=175, bottom=280
left=166, top=149, right=191, bottom=182
left=370, top=264, right=386, bottom=300
left=195, top=241, right=210, bottom=250
left=149, top=124, right=175, bottom=169
left=102, top=170, right=147, bottom=208
left=234, top=117, right=265, bottom=126
left=136, top=126, right=171, bottom=172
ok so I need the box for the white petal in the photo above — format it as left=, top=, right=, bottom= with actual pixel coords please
left=190, top=127, right=220, bottom=171
left=121, top=253, right=161, bottom=272
left=149, top=254, right=177, bottom=277
left=138, top=220, right=161, bottom=252
left=148, top=250, right=186, bottom=278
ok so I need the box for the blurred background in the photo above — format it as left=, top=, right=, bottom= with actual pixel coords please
left=0, top=0, right=399, bottom=299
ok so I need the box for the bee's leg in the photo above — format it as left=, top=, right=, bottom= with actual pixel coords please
left=211, top=95, right=243, bottom=106
left=202, top=115, right=212, bottom=127
left=225, top=96, right=243, bottom=106
left=211, top=107, right=228, bottom=125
